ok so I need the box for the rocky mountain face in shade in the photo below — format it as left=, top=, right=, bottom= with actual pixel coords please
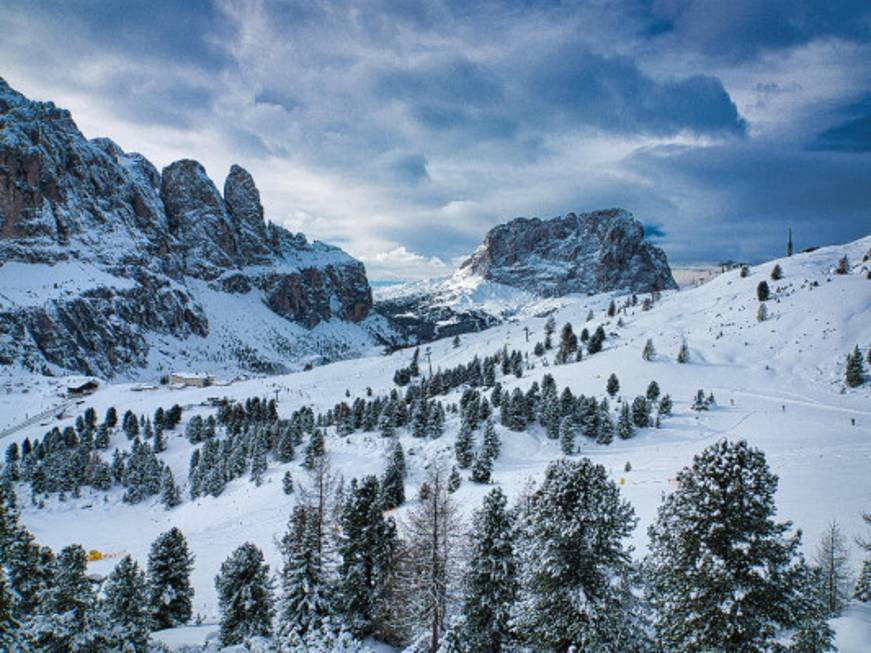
left=375, top=209, right=677, bottom=344
left=459, top=209, right=677, bottom=296
left=0, top=78, right=373, bottom=378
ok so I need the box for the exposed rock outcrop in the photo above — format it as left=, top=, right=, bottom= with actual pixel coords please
left=376, top=208, right=676, bottom=344
left=459, top=209, right=677, bottom=296
left=0, top=78, right=374, bottom=378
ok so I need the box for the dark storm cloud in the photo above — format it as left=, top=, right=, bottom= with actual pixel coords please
left=635, top=0, right=871, bottom=60
left=1, top=0, right=869, bottom=278
left=811, top=95, right=871, bottom=153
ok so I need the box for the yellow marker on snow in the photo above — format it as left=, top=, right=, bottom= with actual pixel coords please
left=619, top=477, right=625, bottom=485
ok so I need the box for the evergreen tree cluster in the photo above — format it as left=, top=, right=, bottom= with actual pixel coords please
left=0, top=486, right=196, bottom=651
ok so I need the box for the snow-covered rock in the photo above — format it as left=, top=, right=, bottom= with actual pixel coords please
left=376, top=208, right=676, bottom=343
left=0, top=78, right=375, bottom=378
left=459, top=208, right=676, bottom=296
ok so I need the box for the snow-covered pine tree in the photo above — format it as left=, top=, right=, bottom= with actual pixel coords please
left=642, top=338, right=656, bottom=361
left=216, top=542, right=274, bottom=646
left=448, top=466, right=461, bottom=493
left=103, top=555, right=150, bottom=652
left=757, top=280, right=771, bottom=301
left=757, top=301, right=768, bottom=322
left=617, top=402, right=634, bottom=439
left=512, top=458, right=640, bottom=652
left=0, top=572, right=22, bottom=650
left=647, top=439, right=807, bottom=652
left=160, top=465, right=182, bottom=509
left=677, top=339, right=690, bottom=364
left=596, top=410, right=614, bottom=445
left=382, top=439, right=406, bottom=510
left=283, top=470, right=295, bottom=495
left=845, top=345, right=865, bottom=387
left=559, top=415, right=575, bottom=455
left=631, top=396, right=651, bottom=428
left=481, top=419, right=501, bottom=460
left=771, top=263, right=783, bottom=280
left=32, top=544, right=106, bottom=651
left=276, top=505, right=331, bottom=644
left=606, top=373, right=620, bottom=397
left=337, top=475, right=398, bottom=639
left=303, top=429, right=326, bottom=470
left=646, top=381, right=660, bottom=402
left=250, top=431, right=269, bottom=486
left=814, top=519, right=850, bottom=615
left=789, top=566, right=836, bottom=653
left=461, top=487, right=516, bottom=653
left=147, top=527, right=195, bottom=629
left=855, top=558, right=871, bottom=602
left=454, top=420, right=475, bottom=469
left=470, top=449, right=493, bottom=483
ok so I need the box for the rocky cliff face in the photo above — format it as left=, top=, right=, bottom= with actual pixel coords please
left=0, top=78, right=374, bottom=378
left=376, top=208, right=677, bottom=344
left=459, top=209, right=677, bottom=296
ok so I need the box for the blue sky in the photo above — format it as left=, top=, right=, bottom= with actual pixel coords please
left=1, top=0, right=869, bottom=279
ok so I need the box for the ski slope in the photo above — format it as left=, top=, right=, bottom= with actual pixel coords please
left=3, top=236, right=870, bottom=650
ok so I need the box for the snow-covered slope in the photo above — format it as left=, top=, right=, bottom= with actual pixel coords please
left=3, top=235, right=870, bottom=649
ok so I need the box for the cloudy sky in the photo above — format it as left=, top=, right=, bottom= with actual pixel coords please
left=2, top=1, right=869, bottom=280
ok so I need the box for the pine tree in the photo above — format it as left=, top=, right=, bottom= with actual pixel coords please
left=631, top=396, right=650, bottom=428
left=33, top=544, right=105, bottom=651
left=559, top=415, right=575, bottom=455
left=647, top=439, right=807, bottom=652
left=757, top=280, right=770, bottom=301
left=454, top=420, right=475, bottom=469
left=0, top=572, right=22, bottom=651
left=845, top=345, right=865, bottom=387
left=216, top=542, right=274, bottom=646
left=461, top=488, right=516, bottom=653
left=147, top=527, right=195, bottom=629
left=512, top=459, right=641, bottom=652
left=103, top=555, right=150, bottom=652
left=855, top=558, right=871, bottom=601
left=617, top=402, right=634, bottom=439
left=658, top=394, right=673, bottom=416
left=250, top=432, right=268, bottom=486
left=448, top=466, right=462, bottom=493
left=771, top=263, right=783, bottom=280
left=337, top=476, right=398, bottom=638
left=835, top=255, right=849, bottom=274
left=642, top=338, right=656, bottom=361
left=303, top=429, right=326, bottom=470
left=276, top=506, right=331, bottom=644
left=596, top=410, right=614, bottom=445
left=160, top=466, right=182, bottom=509
left=757, top=302, right=768, bottom=322
left=814, top=520, right=850, bottom=615
left=606, top=373, right=620, bottom=397
left=470, top=450, right=493, bottom=483
left=481, top=419, right=501, bottom=461
left=381, top=440, right=406, bottom=510
left=646, top=380, right=660, bottom=402
left=283, top=471, right=295, bottom=495
left=790, top=566, right=836, bottom=653
left=677, top=340, right=690, bottom=364
left=276, top=427, right=296, bottom=462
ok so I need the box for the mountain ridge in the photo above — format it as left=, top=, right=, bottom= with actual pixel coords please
left=0, top=78, right=377, bottom=378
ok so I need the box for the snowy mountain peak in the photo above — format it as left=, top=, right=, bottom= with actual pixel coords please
left=0, top=79, right=377, bottom=378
